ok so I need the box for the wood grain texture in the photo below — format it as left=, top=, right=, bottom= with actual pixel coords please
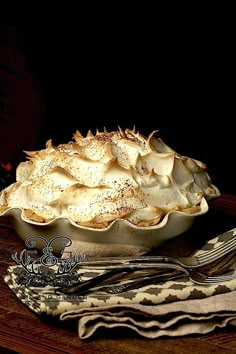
left=0, top=193, right=236, bottom=353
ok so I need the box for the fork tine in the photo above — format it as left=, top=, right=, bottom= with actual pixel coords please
left=196, top=234, right=236, bottom=263
left=200, top=252, right=236, bottom=276
left=204, top=274, right=236, bottom=283
left=198, top=233, right=236, bottom=258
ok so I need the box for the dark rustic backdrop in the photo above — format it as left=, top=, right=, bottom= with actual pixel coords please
left=1, top=22, right=235, bottom=194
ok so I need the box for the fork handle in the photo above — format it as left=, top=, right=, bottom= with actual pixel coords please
left=57, top=267, right=131, bottom=295
left=78, top=255, right=180, bottom=268
left=57, top=263, right=189, bottom=295
left=99, top=271, right=186, bottom=294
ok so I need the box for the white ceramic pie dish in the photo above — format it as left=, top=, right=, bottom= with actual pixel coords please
left=0, top=197, right=209, bottom=257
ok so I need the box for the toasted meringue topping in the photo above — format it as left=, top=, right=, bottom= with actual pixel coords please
left=0, top=128, right=220, bottom=227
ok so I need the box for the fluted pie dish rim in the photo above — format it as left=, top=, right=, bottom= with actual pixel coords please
left=0, top=197, right=210, bottom=256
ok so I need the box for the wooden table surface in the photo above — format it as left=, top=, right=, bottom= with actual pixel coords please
left=0, top=193, right=236, bottom=354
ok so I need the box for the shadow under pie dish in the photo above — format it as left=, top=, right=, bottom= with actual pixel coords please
left=0, top=128, right=220, bottom=256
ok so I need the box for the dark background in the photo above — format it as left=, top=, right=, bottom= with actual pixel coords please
left=0, top=19, right=235, bottom=194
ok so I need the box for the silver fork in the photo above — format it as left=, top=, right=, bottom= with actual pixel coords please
left=57, top=263, right=190, bottom=296
left=58, top=251, right=236, bottom=296
left=78, top=249, right=236, bottom=276
left=84, top=253, right=236, bottom=295
left=78, top=227, right=236, bottom=270
left=91, top=269, right=236, bottom=295
left=58, top=228, right=236, bottom=296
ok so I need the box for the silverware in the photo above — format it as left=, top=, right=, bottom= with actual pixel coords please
left=92, top=269, right=236, bottom=295
left=57, top=228, right=236, bottom=296
left=83, top=254, right=236, bottom=295
left=58, top=251, right=236, bottom=295
left=76, top=250, right=236, bottom=276
left=57, top=263, right=189, bottom=296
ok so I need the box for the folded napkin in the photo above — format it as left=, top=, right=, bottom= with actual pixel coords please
left=4, top=230, right=236, bottom=339
left=63, top=291, right=236, bottom=339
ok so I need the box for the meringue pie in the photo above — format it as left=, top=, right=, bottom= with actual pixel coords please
left=0, top=128, right=220, bottom=229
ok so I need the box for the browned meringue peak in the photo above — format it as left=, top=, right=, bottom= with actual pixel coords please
left=71, top=139, right=114, bottom=163
left=23, top=139, right=56, bottom=158
left=72, top=128, right=152, bottom=169
left=149, top=134, right=175, bottom=153
left=0, top=128, right=220, bottom=227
